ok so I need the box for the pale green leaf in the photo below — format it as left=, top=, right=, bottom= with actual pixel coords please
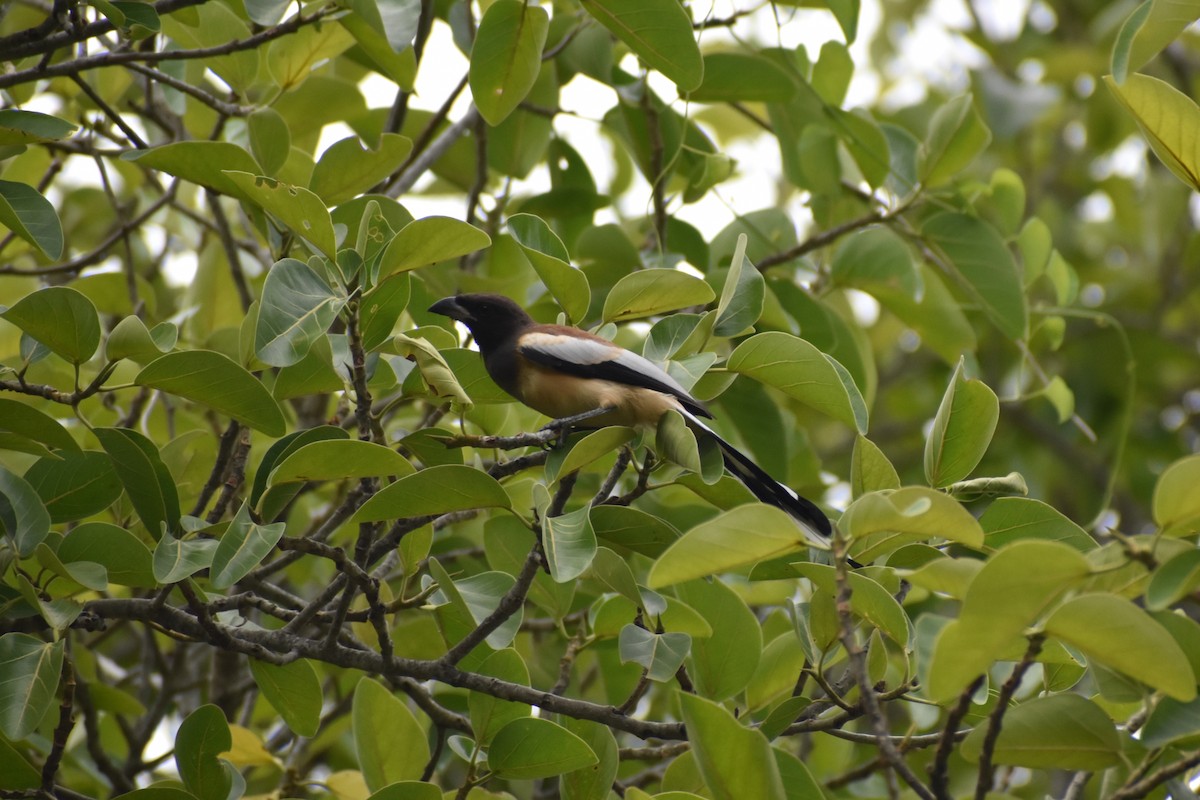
left=470, top=1, right=549, bottom=126
left=924, top=359, right=999, bottom=487
left=223, top=171, right=337, bottom=261
left=648, top=504, right=814, bottom=589
left=580, top=0, right=703, bottom=91
left=352, top=465, right=511, bottom=522
left=727, top=331, right=868, bottom=433
left=352, top=678, right=429, bottom=791
left=136, top=351, right=287, bottom=437
left=1, top=286, right=99, bottom=364
left=0, top=180, right=63, bottom=258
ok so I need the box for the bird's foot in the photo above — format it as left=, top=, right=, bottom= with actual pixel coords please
left=539, top=406, right=614, bottom=447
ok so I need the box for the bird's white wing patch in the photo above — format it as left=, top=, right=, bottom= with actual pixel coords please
left=520, top=331, right=618, bottom=364
left=519, top=329, right=700, bottom=406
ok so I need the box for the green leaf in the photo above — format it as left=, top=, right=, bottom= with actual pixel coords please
left=919, top=93, right=992, bottom=187
left=0, top=180, right=63, bottom=258
left=338, top=2, right=419, bottom=87
left=0, top=109, right=77, bottom=145
left=590, top=505, right=680, bottom=557
left=619, top=625, right=691, bottom=682
left=828, top=106, right=890, bottom=188
left=455, top=570, right=522, bottom=650
left=507, top=212, right=570, bottom=260
left=602, top=268, right=715, bottom=322
left=249, top=658, right=322, bottom=737
left=363, top=783, right=441, bottom=800
left=831, top=225, right=920, bottom=299
left=787, top=563, right=909, bottom=646
left=470, top=0, right=549, bottom=126
left=153, top=536, right=218, bottom=583
left=58, top=522, right=156, bottom=588
left=505, top=220, right=591, bottom=324
left=1140, top=695, right=1200, bottom=748
left=587, top=546, right=644, bottom=607
left=559, top=717, right=619, bottom=800
left=250, top=425, right=348, bottom=510
left=0, top=466, right=51, bottom=557
left=727, top=332, right=868, bottom=434
left=812, top=40, right=853, bottom=105
left=959, top=694, right=1121, bottom=770
left=309, top=134, right=413, bottom=205
left=580, top=0, right=703, bottom=92
left=160, top=2, right=258, bottom=90
left=1, top=286, right=100, bottom=363
left=24, top=450, right=123, bottom=522
left=468, top=649, right=530, bottom=745
left=110, top=1, right=160, bottom=35
left=713, top=233, right=765, bottom=337
left=0, top=399, right=78, bottom=452
left=925, top=541, right=1091, bottom=702
left=551, top=427, right=635, bottom=481
left=269, top=439, right=413, bottom=485
left=0, top=634, right=63, bottom=740
left=649, top=505, right=815, bottom=589
left=36, top=542, right=107, bottom=591
left=378, top=216, right=491, bottom=278
left=136, top=351, right=287, bottom=437
left=691, top=53, right=797, bottom=103
left=544, top=505, right=598, bottom=583
left=1104, top=73, right=1200, bottom=190
left=255, top=258, right=344, bottom=367
left=394, top=333, right=472, bottom=407
left=175, top=705, right=232, bottom=800
left=746, top=632, right=807, bottom=711
left=1046, top=593, right=1196, bottom=701
left=979, top=497, right=1096, bottom=551
left=825, top=0, right=860, bottom=42
left=352, top=465, right=511, bottom=522
left=869, top=263, right=977, bottom=364
left=353, top=678, right=430, bottom=791
left=924, top=359, right=999, bottom=487
left=947, top=472, right=1028, bottom=503
left=922, top=212, right=1027, bottom=340
left=655, top=409, right=702, bottom=475
left=109, top=789, right=198, bottom=800
left=210, top=501, right=286, bottom=589
left=678, top=694, right=786, bottom=800
left=106, top=316, right=175, bottom=364
left=267, top=20, right=354, bottom=90
left=123, top=142, right=262, bottom=200
left=850, top=435, right=900, bottom=498
left=1111, top=0, right=1200, bottom=82
left=247, top=107, right=291, bottom=175
left=0, top=734, right=40, bottom=789
left=676, top=579, right=762, bottom=701
left=489, top=717, right=598, bottom=780
left=1154, top=453, right=1200, bottom=535
left=361, top=274, right=412, bottom=350
left=1148, top=549, right=1200, bottom=610
left=223, top=171, right=338, bottom=260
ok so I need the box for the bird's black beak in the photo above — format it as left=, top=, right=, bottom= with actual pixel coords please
left=429, top=296, right=470, bottom=322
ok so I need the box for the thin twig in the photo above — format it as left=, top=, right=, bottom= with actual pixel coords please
left=974, top=635, right=1044, bottom=800
left=930, top=676, right=984, bottom=799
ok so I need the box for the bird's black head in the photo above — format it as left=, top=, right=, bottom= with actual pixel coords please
left=429, top=293, right=534, bottom=351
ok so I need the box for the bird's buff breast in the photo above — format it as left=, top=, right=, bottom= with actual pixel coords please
left=516, top=362, right=681, bottom=428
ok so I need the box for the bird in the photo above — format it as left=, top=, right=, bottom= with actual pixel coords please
left=429, top=292, right=832, bottom=544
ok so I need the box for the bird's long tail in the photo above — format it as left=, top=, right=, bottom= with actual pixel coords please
left=681, top=410, right=832, bottom=547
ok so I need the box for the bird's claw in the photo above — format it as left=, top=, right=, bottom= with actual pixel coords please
left=539, top=406, right=615, bottom=448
